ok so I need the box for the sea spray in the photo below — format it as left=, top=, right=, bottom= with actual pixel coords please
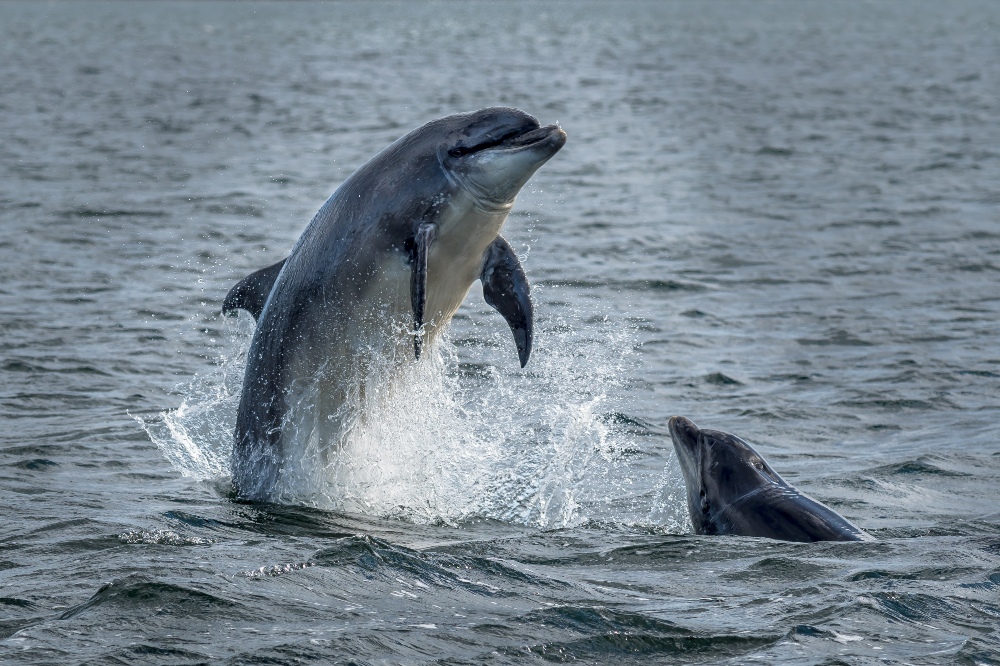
left=136, top=315, right=253, bottom=481
left=141, top=303, right=687, bottom=529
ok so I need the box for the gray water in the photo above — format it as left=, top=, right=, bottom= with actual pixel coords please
left=2, top=1, right=1000, bottom=663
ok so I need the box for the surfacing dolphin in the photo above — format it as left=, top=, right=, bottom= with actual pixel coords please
left=668, top=416, right=871, bottom=542
left=223, top=108, right=566, bottom=502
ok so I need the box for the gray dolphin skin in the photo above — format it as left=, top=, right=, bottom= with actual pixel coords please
left=668, top=416, right=871, bottom=542
left=224, top=108, right=566, bottom=502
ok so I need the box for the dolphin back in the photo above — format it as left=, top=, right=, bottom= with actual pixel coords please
left=718, top=487, right=870, bottom=542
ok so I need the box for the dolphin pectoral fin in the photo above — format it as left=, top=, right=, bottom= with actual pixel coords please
left=410, top=223, right=437, bottom=359
left=480, top=236, right=533, bottom=368
left=222, top=258, right=287, bottom=321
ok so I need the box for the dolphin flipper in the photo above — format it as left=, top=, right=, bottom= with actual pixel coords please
left=410, top=223, right=437, bottom=359
left=481, top=236, right=533, bottom=368
left=223, top=258, right=287, bottom=320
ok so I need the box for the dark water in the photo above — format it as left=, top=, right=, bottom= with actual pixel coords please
left=3, top=1, right=1000, bottom=663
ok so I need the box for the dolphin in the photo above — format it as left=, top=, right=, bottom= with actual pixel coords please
left=668, top=416, right=871, bottom=542
left=223, top=108, right=566, bottom=502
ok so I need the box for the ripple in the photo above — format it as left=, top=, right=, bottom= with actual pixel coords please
left=6, top=458, right=59, bottom=470
left=117, top=530, right=213, bottom=546
left=862, top=591, right=960, bottom=623
left=59, top=575, right=243, bottom=621
left=722, top=556, right=834, bottom=583
left=863, top=458, right=972, bottom=478
left=492, top=606, right=782, bottom=659
left=240, top=562, right=313, bottom=579
left=313, top=535, right=572, bottom=597
left=702, top=372, right=744, bottom=386
left=796, top=330, right=873, bottom=347
left=57, top=208, right=166, bottom=219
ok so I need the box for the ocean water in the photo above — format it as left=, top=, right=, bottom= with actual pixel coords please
left=2, top=1, right=1000, bottom=663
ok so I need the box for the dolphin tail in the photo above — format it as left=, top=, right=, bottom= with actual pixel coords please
left=222, top=258, right=287, bottom=321
left=480, top=236, right=533, bottom=368
left=410, top=223, right=437, bottom=359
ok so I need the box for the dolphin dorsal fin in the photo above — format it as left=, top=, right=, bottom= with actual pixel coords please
left=480, top=236, right=533, bottom=368
left=222, top=258, right=287, bottom=321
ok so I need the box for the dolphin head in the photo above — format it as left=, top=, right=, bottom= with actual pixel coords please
left=433, top=107, right=567, bottom=209
left=668, top=416, right=785, bottom=533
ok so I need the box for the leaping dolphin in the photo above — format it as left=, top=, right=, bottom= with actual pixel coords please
left=223, top=108, right=566, bottom=502
left=668, top=416, right=871, bottom=542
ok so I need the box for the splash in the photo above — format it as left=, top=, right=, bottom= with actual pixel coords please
left=140, top=303, right=685, bottom=529
left=136, top=316, right=252, bottom=481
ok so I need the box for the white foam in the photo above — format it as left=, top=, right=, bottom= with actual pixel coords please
left=140, top=305, right=689, bottom=530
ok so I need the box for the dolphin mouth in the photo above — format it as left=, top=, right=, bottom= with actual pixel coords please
left=449, top=124, right=566, bottom=159
left=498, top=124, right=567, bottom=152
left=668, top=416, right=701, bottom=451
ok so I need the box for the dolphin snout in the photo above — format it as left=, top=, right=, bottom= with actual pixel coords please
left=545, top=125, right=568, bottom=150
left=504, top=124, right=567, bottom=154
left=668, top=416, right=700, bottom=448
